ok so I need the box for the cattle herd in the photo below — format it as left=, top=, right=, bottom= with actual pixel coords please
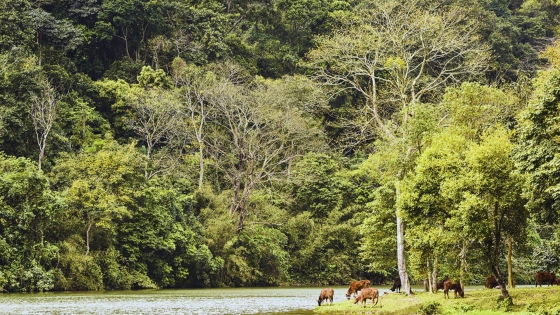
left=317, top=271, right=560, bottom=307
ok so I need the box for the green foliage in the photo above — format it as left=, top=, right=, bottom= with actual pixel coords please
left=0, top=154, right=59, bottom=291
left=289, top=153, right=346, bottom=217
left=517, top=66, right=560, bottom=222
left=54, top=236, right=104, bottom=291
left=2, top=0, right=560, bottom=293
left=418, top=301, right=441, bottom=315
left=0, top=51, right=42, bottom=158
left=0, top=0, right=34, bottom=51
left=496, top=295, right=513, bottom=311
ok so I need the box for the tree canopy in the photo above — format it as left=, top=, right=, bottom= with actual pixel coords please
left=1, top=0, right=560, bottom=295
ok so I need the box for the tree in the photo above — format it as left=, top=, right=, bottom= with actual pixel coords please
left=460, top=127, right=526, bottom=298
left=30, top=77, right=61, bottom=171
left=516, top=66, right=560, bottom=222
left=402, top=80, right=527, bottom=298
left=29, top=7, right=84, bottom=65
left=125, top=87, right=183, bottom=177
left=306, top=0, right=490, bottom=294
left=0, top=0, right=34, bottom=51
left=205, top=75, right=324, bottom=232
left=400, top=130, right=468, bottom=293
left=171, top=58, right=219, bottom=189
left=0, top=52, right=42, bottom=158
left=516, top=49, right=560, bottom=280
left=52, top=141, right=142, bottom=256
left=0, top=154, right=59, bottom=292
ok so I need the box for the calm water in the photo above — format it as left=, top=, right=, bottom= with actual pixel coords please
left=0, top=285, right=393, bottom=315
left=0, top=284, right=512, bottom=314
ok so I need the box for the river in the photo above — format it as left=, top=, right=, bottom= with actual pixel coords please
left=0, top=285, right=395, bottom=315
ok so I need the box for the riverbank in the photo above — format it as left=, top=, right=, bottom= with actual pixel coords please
left=314, top=287, right=560, bottom=314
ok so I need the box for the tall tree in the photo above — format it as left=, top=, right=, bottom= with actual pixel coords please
left=30, top=77, right=61, bottom=171
left=516, top=59, right=560, bottom=222
left=0, top=154, right=58, bottom=292
left=205, top=74, right=324, bottom=232
left=125, top=87, right=183, bottom=178
left=306, top=0, right=490, bottom=294
left=171, top=58, right=219, bottom=189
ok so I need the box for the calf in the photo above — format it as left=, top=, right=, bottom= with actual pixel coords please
left=345, top=279, right=370, bottom=300
left=317, top=288, right=334, bottom=306
left=486, top=275, right=499, bottom=289
left=536, top=272, right=557, bottom=287
left=354, top=287, right=381, bottom=308
left=390, top=277, right=401, bottom=293
left=443, top=279, right=464, bottom=299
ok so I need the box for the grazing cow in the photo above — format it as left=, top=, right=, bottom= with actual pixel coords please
left=317, top=288, right=334, bottom=306
left=354, top=287, right=381, bottom=308
left=486, top=275, right=499, bottom=289
left=345, top=279, right=370, bottom=300
left=443, top=278, right=464, bottom=299
left=390, top=277, right=401, bottom=293
left=536, top=272, right=557, bottom=287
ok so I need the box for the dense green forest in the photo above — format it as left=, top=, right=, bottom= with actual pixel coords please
left=1, top=0, right=560, bottom=295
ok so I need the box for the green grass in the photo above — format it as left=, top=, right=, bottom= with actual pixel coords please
left=314, top=287, right=560, bottom=315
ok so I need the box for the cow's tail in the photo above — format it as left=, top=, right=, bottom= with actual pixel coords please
left=374, top=292, right=379, bottom=306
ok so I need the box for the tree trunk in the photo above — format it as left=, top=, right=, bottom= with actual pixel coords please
left=432, top=256, right=439, bottom=293
left=397, top=215, right=412, bottom=295
left=507, top=236, right=515, bottom=288
left=198, top=141, right=204, bottom=189
left=86, top=218, right=92, bottom=256
left=82, top=105, right=86, bottom=139
left=460, top=241, right=468, bottom=291
left=492, top=202, right=510, bottom=298
left=492, top=265, right=510, bottom=298
left=427, top=258, right=433, bottom=293
left=38, top=148, right=44, bottom=171
left=236, top=185, right=252, bottom=232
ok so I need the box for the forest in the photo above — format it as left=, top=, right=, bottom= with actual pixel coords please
left=1, top=0, right=560, bottom=296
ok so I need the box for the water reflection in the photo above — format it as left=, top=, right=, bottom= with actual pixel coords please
left=0, top=285, right=392, bottom=315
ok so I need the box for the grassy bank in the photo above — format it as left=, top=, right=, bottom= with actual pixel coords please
left=314, top=287, right=560, bottom=315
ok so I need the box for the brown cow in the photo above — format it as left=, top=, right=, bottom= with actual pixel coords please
left=436, top=276, right=449, bottom=290
left=486, top=275, right=499, bottom=289
left=536, top=271, right=557, bottom=287
left=345, top=279, right=370, bottom=300
left=354, top=287, right=381, bottom=308
left=443, top=278, right=464, bottom=299
left=390, top=277, right=401, bottom=293
left=317, top=288, right=334, bottom=306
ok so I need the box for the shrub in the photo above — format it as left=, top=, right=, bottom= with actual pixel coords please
left=496, top=295, right=513, bottom=311
left=418, top=301, right=441, bottom=315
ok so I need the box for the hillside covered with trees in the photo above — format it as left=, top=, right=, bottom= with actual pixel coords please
left=1, top=0, right=560, bottom=295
